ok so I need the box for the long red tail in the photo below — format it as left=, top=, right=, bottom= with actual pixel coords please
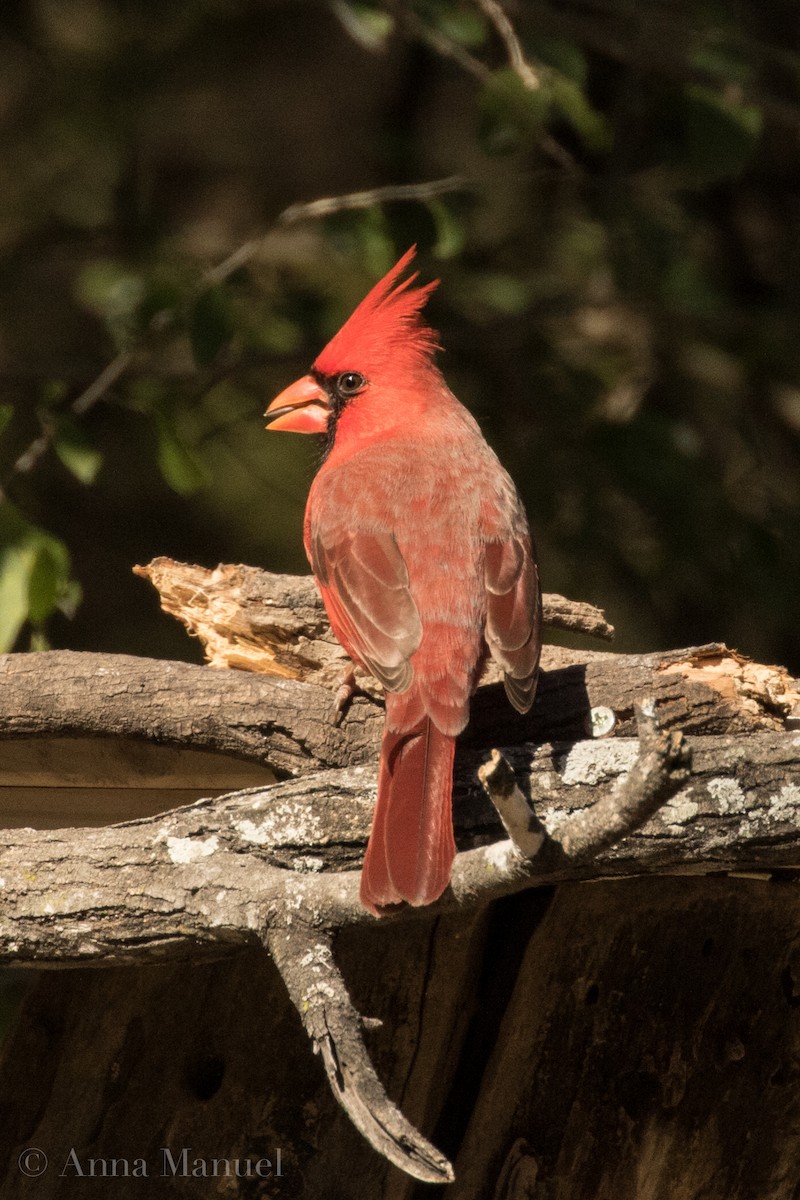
left=360, top=710, right=456, bottom=916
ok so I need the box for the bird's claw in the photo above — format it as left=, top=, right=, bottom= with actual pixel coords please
left=333, top=667, right=358, bottom=726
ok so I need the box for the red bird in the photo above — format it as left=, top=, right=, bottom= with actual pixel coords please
left=265, top=248, right=541, bottom=915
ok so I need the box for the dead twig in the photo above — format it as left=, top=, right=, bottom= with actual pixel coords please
left=478, top=749, right=547, bottom=857
left=132, top=558, right=614, bottom=692
left=266, top=923, right=454, bottom=1184
left=206, top=175, right=469, bottom=287
left=463, top=703, right=692, bottom=893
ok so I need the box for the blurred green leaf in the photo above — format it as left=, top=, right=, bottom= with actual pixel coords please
left=682, top=85, right=763, bottom=179
left=691, top=41, right=753, bottom=87
left=0, top=404, right=12, bottom=438
left=75, top=259, right=145, bottom=322
left=526, top=34, right=587, bottom=85
left=549, top=74, right=612, bottom=153
left=53, top=415, right=103, bottom=484
left=427, top=198, right=465, bottom=259
left=478, top=68, right=549, bottom=155
left=0, top=503, right=75, bottom=651
left=0, top=542, right=35, bottom=652
left=324, top=207, right=396, bottom=286
left=75, top=259, right=146, bottom=347
left=40, top=380, right=68, bottom=409
left=330, top=1, right=394, bottom=50
left=421, top=1, right=487, bottom=48
left=154, top=412, right=209, bottom=495
left=57, top=578, right=83, bottom=620
left=248, top=312, right=303, bottom=355
left=358, top=207, right=396, bottom=277
left=27, top=541, right=67, bottom=625
left=137, top=279, right=183, bottom=331
left=661, top=257, right=722, bottom=317
left=470, top=272, right=530, bottom=315
left=126, top=376, right=168, bottom=414
left=190, top=287, right=234, bottom=368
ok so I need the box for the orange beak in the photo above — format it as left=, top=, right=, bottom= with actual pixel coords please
left=264, top=374, right=330, bottom=434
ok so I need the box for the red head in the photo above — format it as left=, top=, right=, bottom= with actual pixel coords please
left=264, top=246, right=440, bottom=436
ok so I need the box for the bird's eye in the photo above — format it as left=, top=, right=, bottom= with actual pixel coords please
left=336, top=372, right=366, bottom=396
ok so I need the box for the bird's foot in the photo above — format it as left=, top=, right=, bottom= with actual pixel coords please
left=333, top=666, right=358, bottom=726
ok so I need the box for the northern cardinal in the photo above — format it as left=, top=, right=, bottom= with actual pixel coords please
left=265, top=247, right=541, bottom=915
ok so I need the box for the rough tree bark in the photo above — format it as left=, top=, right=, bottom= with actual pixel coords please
left=0, top=563, right=799, bottom=1199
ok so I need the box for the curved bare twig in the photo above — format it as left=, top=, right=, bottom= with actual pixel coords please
left=265, top=924, right=454, bottom=1184
left=472, top=703, right=692, bottom=885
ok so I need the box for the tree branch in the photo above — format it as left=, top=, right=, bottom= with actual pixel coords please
left=3, top=729, right=800, bottom=963
left=472, top=703, right=691, bottom=890
left=555, top=701, right=692, bottom=858
left=132, top=558, right=614, bottom=691
left=475, top=0, right=542, bottom=90
left=478, top=749, right=548, bottom=857
left=265, top=923, right=454, bottom=1184
left=1, top=640, right=794, bottom=788
left=2, top=666, right=796, bottom=1181
left=205, top=175, right=470, bottom=287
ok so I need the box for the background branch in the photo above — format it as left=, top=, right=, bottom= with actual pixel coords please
left=475, top=0, right=542, bottom=90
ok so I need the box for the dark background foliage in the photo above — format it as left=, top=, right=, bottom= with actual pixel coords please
left=1, top=0, right=798, bottom=670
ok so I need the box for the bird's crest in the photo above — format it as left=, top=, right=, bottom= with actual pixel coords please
left=314, top=246, right=440, bottom=378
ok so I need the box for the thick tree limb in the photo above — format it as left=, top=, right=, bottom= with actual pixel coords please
left=132, top=560, right=797, bottom=743
left=1, top=640, right=794, bottom=793
left=3, top=729, right=799, bottom=965
left=0, top=650, right=375, bottom=776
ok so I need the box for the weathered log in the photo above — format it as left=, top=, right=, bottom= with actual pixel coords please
left=1, top=729, right=798, bottom=965
left=1, top=642, right=795, bottom=790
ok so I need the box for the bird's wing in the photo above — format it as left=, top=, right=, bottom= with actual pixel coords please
left=308, top=517, right=422, bottom=693
left=484, top=519, right=542, bottom=714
